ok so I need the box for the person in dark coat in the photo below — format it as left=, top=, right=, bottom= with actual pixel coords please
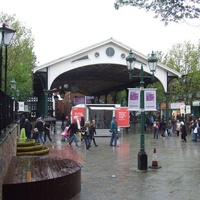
left=34, top=118, right=44, bottom=143
left=90, top=120, right=98, bottom=147
left=159, top=118, right=166, bottom=138
left=20, top=114, right=26, bottom=130
left=80, top=114, right=85, bottom=129
left=23, top=119, right=32, bottom=140
left=65, top=116, right=71, bottom=127
left=67, top=118, right=79, bottom=147
left=44, top=121, right=53, bottom=143
left=110, top=116, right=118, bottom=146
left=181, top=121, right=187, bottom=142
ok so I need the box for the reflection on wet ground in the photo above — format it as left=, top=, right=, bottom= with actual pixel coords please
left=46, top=124, right=200, bottom=200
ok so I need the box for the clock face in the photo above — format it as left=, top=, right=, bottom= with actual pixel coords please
left=106, top=47, right=115, bottom=57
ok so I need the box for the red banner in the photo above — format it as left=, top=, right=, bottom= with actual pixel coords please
left=71, top=107, right=85, bottom=123
left=115, top=107, right=129, bottom=127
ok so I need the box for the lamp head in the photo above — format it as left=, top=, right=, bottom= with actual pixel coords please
left=126, top=50, right=136, bottom=72
left=148, top=51, right=158, bottom=75
left=10, top=78, right=16, bottom=89
left=0, top=22, right=16, bottom=46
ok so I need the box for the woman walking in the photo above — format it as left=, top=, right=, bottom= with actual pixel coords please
left=82, top=121, right=91, bottom=150
left=90, top=120, right=98, bottom=147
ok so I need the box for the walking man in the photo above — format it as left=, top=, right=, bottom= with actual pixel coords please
left=110, top=116, right=118, bottom=147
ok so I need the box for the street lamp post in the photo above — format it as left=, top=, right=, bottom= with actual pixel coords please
left=0, top=22, right=16, bottom=92
left=126, top=50, right=158, bottom=170
left=16, top=89, right=20, bottom=101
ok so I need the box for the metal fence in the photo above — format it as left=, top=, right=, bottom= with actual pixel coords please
left=0, top=89, right=14, bottom=134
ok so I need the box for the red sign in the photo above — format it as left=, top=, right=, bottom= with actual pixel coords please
left=71, top=107, right=85, bottom=123
left=115, top=107, right=129, bottom=127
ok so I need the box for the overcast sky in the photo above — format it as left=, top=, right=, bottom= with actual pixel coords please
left=1, top=0, right=200, bottom=65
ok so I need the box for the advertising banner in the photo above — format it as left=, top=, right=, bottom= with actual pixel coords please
left=186, top=105, right=191, bottom=114
left=71, top=107, right=85, bottom=123
left=171, top=102, right=185, bottom=109
left=144, top=89, right=157, bottom=111
left=115, top=107, right=129, bottom=127
left=18, top=102, right=25, bottom=112
left=128, top=88, right=140, bottom=111
left=180, top=105, right=191, bottom=114
left=180, top=105, right=185, bottom=114
left=74, top=96, right=85, bottom=105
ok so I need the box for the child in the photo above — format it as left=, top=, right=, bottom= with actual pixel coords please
left=32, top=128, right=39, bottom=142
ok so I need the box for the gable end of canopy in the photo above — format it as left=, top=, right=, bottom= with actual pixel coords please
left=32, top=37, right=182, bottom=94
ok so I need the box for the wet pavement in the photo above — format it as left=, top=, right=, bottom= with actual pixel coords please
left=45, top=123, right=200, bottom=200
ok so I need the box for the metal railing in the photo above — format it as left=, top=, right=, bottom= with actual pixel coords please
left=0, top=89, right=14, bottom=134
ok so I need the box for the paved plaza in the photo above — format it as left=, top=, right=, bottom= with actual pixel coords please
left=45, top=123, right=200, bottom=200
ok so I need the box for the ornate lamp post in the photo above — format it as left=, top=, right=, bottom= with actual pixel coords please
left=16, top=89, right=20, bottom=101
left=126, top=50, right=158, bottom=170
left=0, top=22, right=16, bottom=92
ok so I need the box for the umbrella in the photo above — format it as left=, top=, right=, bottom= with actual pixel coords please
left=44, top=117, right=57, bottom=122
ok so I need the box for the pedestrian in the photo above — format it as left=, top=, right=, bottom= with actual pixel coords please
left=171, top=115, right=176, bottom=134
left=80, top=114, right=85, bottom=129
left=20, top=114, right=26, bottom=130
left=34, top=118, right=45, bottom=144
left=153, top=120, right=159, bottom=139
left=176, top=119, right=181, bottom=137
left=168, top=120, right=172, bottom=136
left=67, top=117, right=79, bottom=147
left=32, top=128, right=39, bottom=142
left=110, top=116, right=118, bottom=147
left=90, top=120, right=98, bottom=147
left=44, top=121, right=53, bottom=143
left=150, top=115, right=154, bottom=131
left=61, top=113, right=65, bottom=130
left=65, top=115, right=71, bottom=127
left=159, top=118, right=166, bottom=138
left=23, top=118, right=32, bottom=140
left=192, top=119, right=198, bottom=142
left=82, top=121, right=91, bottom=150
left=198, top=118, right=200, bottom=141
left=181, top=121, right=187, bottom=142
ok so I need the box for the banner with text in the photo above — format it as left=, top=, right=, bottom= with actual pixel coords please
left=71, top=107, right=85, bottom=123
left=115, top=107, right=129, bottom=127
left=128, top=88, right=140, bottom=111
left=144, top=89, right=157, bottom=111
